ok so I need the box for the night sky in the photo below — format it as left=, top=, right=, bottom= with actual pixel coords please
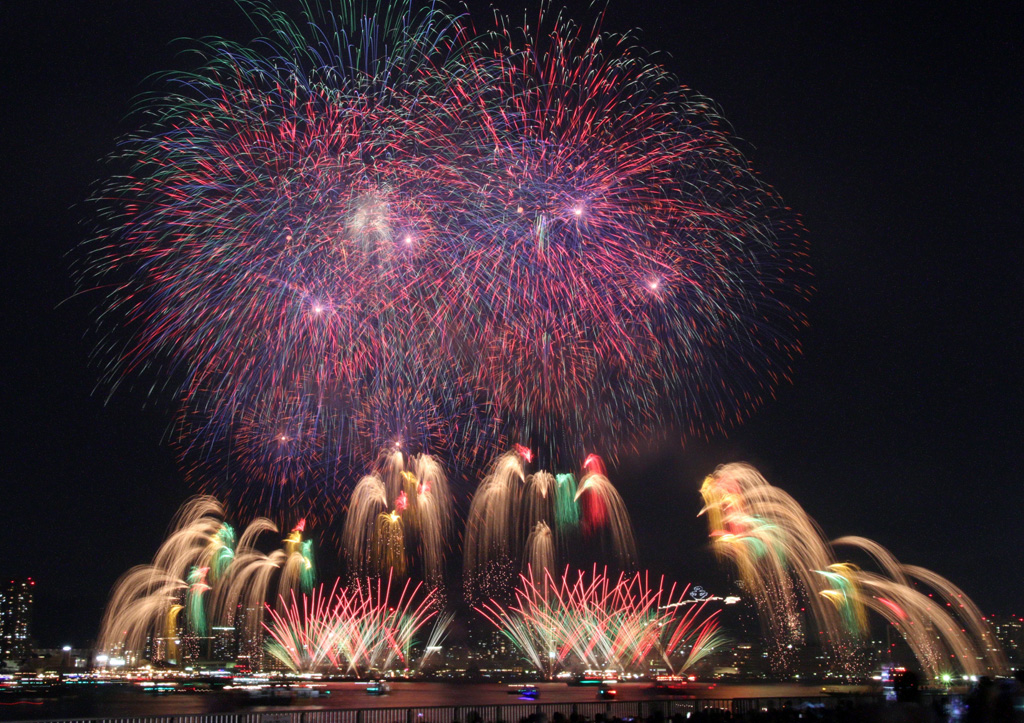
left=2, top=1, right=1022, bottom=648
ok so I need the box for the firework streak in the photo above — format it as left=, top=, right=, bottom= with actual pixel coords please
left=700, top=463, right=1007, bottom=679
left=81, top=0, right=810, bottom=514
left=476, top=566, right=723, bottom=678
left=97, top=496, right=314, bottom=666
left=264, top=573, right=449, bottom=674
left=463, top=448, right=637, bottom=598
left=340, top=449, right=452, bottom=582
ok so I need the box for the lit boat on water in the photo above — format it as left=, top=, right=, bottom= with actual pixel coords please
left=567, top=671, right=619, bottom=687
left=226, top=680, right=329, bottom=703
left=366, top=680, right=392, bottom=696
left=508, top=684, right=539, bottom=699
left=649, top=675, right=694, bottom=696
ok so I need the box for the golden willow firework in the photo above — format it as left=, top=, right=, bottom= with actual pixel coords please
left=97, top=496, right=315, bottom=667
left=700, top=463, right=1007, bottom=680
left=477, top=567, right=724, bottom=678
left=340, top=449, right=452, bottom=582
left=80, top=0, right=810, bottom=516
left=464, top=448, right=637, bottom=599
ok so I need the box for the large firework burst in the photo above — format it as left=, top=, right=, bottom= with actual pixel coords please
left=81, top=0, right=809, bottom=516
left=455, top=7, right=810, bottom=458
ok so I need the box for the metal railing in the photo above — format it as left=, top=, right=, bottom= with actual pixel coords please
left=6, top=695, right=896, bottom=723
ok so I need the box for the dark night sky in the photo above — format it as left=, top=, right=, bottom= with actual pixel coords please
left=2, top=2, right=1022, bottom=647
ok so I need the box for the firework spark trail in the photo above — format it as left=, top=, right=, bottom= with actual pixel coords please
left=84, top=0, right=486, bottom=517
left=699, top=463, right=841, bottom=664
left=450, top=8, right=810, bottom=462
left=97, top=496, right=314, bottom=665
left=265, top=571, right=445, bottom=674
left=476, top=566, right=722, bottom=678
left=525, top=520, right=555, bottom=575
left=281, top=519, right=316, bottom=593
left=340, top=450, right=452, bottom=582
left=831, top=537, right=1009, bottom=678
left=700, top=463, right=1008, bottom=679
left=576, top=456, right=637, bottom=568
left=464, top=449, right=527, bottom=593
left=185, top=566, right=211, bottom=635
left=82, top=0, right=810, bottom=515
left=342, top=474, right=389, bottom=568
left=264, top=582, right=346, bottom=672
left=464, top=448, right=636, bottom=599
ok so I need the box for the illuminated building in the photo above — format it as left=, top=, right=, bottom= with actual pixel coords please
left=211, top=625, right=237, bottom=662
left=234, top=605, right=264, bottom=671
left=0, top=577, right=34, bottom=661
left=992, top=615, right=1024, bottom=668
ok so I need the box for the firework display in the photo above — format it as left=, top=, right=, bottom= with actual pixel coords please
left=97, top=496, right=314, bottom=666
left=698, top=463, right=841, bottom=665
left=74, top=0, right=1012, bottom=690
left=340, top=449, right=452, bottom=582
left=264, top=574, right=449, bottom=674
left=476, top=566, right=723, bottom=678
left=700, top=463, right=1007, bottom=680
left=81, top=0, right=810, bottom=514
left=454, top=9, right=808, bottom=462
left=464, top=448, right=637, bottom=598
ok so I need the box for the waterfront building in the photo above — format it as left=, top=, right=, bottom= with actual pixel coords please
left=0, top=577, right=34, bottom=661
left=28, top=647, right=91, bottom=673
left=211, top=625, right=237, bottom=662
left=235, top=604, right=264, bottom=671
left=992, top=614, right=1024, bottom=668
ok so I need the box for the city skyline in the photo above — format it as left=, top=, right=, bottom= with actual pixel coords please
left=1, top=0, right=1022, bottom=651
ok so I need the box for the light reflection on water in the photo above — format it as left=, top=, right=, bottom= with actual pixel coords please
left=0, top=682, right=873, bottom=721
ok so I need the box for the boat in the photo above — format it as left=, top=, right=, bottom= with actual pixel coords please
left=650, top=675, right=692, bottom=696
left=292, top=686, right=329, bottom=698
left=508, top=684, right=539, bottom=699
left=366, top=680, right=391, bottom=696
left=138, top=680, right=178, bottom=695
left=241, top=685, right=302, bottom=704
left=568, top=671, right=619, bottom=687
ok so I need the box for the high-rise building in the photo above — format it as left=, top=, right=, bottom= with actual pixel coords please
left=234, top=605, right=264, bottom=671
left=992, top=615, right=1024, bottom=668
left=211, top=625, right=237, bottom=662
left=0, top=578, right=34, bottom=660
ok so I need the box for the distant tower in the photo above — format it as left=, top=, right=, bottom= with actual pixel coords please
left=0, top=578, right=34, bottom=660
left=234, top=604, right=265, bottom=672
